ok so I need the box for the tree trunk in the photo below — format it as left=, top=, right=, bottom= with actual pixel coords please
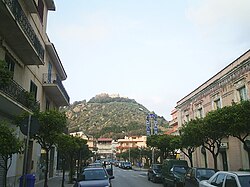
left=44, top=149, right=49, bottom=187
left=3, top=159, right=7, bottom=187
left=213, top=154, right=218, bottom=170
left=69, top=157, right=75, bottom=184
left=248, top=150, right=250, bottom=169
left=188, top=152, right=193, bottom=167
left=61, top=159, right=65, bottom=187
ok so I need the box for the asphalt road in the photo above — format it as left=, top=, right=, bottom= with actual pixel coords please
left=111, top=167, right=162, bottom=187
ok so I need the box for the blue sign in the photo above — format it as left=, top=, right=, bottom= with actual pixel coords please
left=146, top=125, right=151, bottom=136
left=145, top=113, right=158, bottom=136
left=154, top=125, right=158, bottom=135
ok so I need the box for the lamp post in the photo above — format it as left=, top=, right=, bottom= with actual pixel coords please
left=139, top=146, right=142, bottom=170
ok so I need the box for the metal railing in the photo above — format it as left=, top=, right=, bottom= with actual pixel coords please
left=43, top=73, right=70, bottom=103
left=3, top=0, right=44, bottom=60
left=0, top=79, right=39, bottom=112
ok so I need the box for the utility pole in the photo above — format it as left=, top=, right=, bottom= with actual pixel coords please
left=146, top=113, right=158, bottom=164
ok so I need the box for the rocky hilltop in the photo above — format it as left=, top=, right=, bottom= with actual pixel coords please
left=64, top=93, right=169, bottom=139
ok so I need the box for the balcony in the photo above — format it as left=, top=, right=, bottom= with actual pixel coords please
left=0, top=0, right=44, bottom=65
left=0, top=79, right=39, bottom=116
left=42, top=73, right=70, bottom=106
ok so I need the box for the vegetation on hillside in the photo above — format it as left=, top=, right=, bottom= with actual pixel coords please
left=64, top=94, right=169, bottom=139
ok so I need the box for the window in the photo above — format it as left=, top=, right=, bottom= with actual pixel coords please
left=211, top=173, right=226, bottom=187
left=45, top=98, right=50, bottom=111
left=238, top=175, right=250, bottom=187
left=5, top=53, right=15, bottom=76
left=238, top=86, right=247, bottom=101
left=197, top=108, right=203, bottom=118
left=214, top=99, right=222, bottom=109
left=30, top=81, right=37, bottom=100
left=225, top=175, right=237, bottom=187
left=185, top=114, right=189, bottom=122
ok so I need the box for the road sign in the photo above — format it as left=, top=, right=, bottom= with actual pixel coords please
left=20, top=116, right=40, bottom=136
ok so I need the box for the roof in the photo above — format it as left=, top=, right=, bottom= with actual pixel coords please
left=97, top=138, right=112, bottom=142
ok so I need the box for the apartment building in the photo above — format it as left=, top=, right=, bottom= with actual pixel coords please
left=96, top=138, right=113, bottom=159
left=0, top=0, right=69, bottom=186
left=165, top=109, right=178, bottom=135
left=117, top=136, right=147, bottom=154
left=175, top=50, right=250, bottom=171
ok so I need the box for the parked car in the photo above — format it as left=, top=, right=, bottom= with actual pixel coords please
left=184, top=167, right=217, bottom=187
left=118, top=161, right=124, bottom=168
left=103, top=161, right=114, bottom=176
left=74, top=167, right=115, bottom=187
left=87, top=162, right=103, bottom=168
left=147, top=164, right=162, bottom=183
left=199, top=171, right=250, bottom=187
left=162, top=159, right=189, bottom=187
left=123, top=162, right=132, bottom=169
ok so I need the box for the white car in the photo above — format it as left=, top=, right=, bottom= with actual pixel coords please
left=199, top=171, right=250, bottom=187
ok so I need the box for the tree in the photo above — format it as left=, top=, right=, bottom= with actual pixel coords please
left=140, top=147, right=153, bottom=167
left=34, top=110, right=67, bottom=187
left=179, top=119, right=204, bottom=167
left=0, top=121, right=23, bottom=187
left=129, top=148, right=140, bottom=164
left=169, top=135, right=181, bottom=158
left=227, top=101, right=250, bottom=168
left=74, top=136, right=89, bottom=179
left=56, top=134, right=75, bottom=187
left=147, top=134, right=174, bottom=162
left=202, top=108, right=230, bottom=169
left=56, top=134, right=89, bottom=186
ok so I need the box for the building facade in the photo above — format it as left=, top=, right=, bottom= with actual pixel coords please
left=0, top=0, right=69, bottom=186
left=117, top=136, right=147, bottom=154
left=97, top=138, right=113, bottom=159
left=165, top=109, right=178, bottom=135
left=175, top=50, right=250, bottom=171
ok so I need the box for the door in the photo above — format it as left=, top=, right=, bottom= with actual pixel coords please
left=221, top=151, right=228, bottom=171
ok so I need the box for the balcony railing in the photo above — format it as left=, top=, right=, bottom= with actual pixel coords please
left=0, top=79, right=39, bottom=112
left=3, top=0, right=44, bottom=60
left=43, top=73, right=70, bottom=104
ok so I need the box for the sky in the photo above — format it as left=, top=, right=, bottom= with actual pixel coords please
left=47, top=0, right=250, bottom=120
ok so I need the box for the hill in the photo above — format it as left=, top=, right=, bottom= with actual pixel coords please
left=64, top=93, right=169, bottom=139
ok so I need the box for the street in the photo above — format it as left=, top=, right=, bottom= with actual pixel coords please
left=111, top=167, right=162, bottom=187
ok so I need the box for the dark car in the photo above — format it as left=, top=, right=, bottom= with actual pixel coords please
left=87, top=163, right=103, bottom=168
left=75, top=167, right=114, bottom=187
left=162, top=159, right=189, bottom=187
left=184, top=167, right=217, bottom=187
left=103, top=161, right=114, bottom=176
left=147, top=164, right=162, bottom=183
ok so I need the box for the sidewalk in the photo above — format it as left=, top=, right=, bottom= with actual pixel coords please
left=35, top=173, right=74, bottom=187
